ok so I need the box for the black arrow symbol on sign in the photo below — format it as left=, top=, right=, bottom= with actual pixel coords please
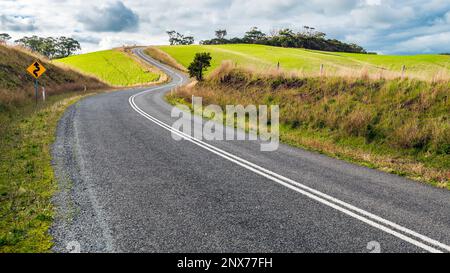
left=33, top=62, right=40, bottom=77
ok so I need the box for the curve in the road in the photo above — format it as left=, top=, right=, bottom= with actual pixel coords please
left=130, top=48, right=450, bottom=253
left=50, top=48, right=450, bottom=253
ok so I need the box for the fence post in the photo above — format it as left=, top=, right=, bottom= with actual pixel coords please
left=320, top=64, right=324, bottom=76
left=401, top=65, right=406, bottom=80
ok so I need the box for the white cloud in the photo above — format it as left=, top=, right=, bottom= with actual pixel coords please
left=78, top=1, right=139, bottom=32
left=0, top=15, right=37, bottom=31
left=0, top=0, right=449, bottom=54
left=393, top=32, right=450, bottom=54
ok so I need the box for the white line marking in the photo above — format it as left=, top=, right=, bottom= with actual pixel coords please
left=130, top=48, right=450, bottom=253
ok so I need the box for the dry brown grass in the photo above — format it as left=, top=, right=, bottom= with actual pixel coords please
left=215, top=59, right=450, bottom=83
left=10, top=44, right=50, bottom=62
left=167, top=61, right=450, bottom=186
left=342, top=107, right=374, bottom=137
left=391, top=120, right=430, bottom=149
left=144, top=46, right=187, bottom=72
left=207, top=60, right=236, bottom=81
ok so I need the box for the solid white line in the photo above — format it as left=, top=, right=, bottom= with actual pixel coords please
left=130, top=49, right=450, bottom=253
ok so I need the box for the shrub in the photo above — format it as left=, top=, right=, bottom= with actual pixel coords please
left=391, top=120, right=431, bottom=149
left=429, top=120, right=450, bottom=154
left=342, top=107, right=374, bottom=137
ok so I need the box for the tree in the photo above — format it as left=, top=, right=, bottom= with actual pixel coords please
left=0, top=33, right=11, bottom=43
left=302, top=26, right=316, bottom=36
left=200, top=29, right=229, bottom=45
left=277, top=28, right=296, bottom=47
left=40, top=37, right=58, bottom=59
left=15, top=36, right=45, bottom=53
left=197, top=26, right=368, bottom=54
left=244, top=27, right=266, bottom=43
left=166, top=30, right=179, bottom=45
left=57, top=36, right=81, bottom=58
left=14, top=35, right=81, bottom=58
left=188, top=52, right=212, bottom=81
left=215, top=29, right=227, bottom=40
left=181, top=35, right=194, bottom=45
left=167, top=30, right=194, bottom=45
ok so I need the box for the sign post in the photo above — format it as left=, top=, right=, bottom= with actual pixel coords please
left=26, top=61, right=47, bottom=105
left=34, top=79, right=38, bottom=104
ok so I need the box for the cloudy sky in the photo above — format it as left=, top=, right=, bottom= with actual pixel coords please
left=1, top=0, right=449, bottom=55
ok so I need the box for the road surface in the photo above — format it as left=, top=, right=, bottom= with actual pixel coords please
left=51, top=48, right=450, bottom=253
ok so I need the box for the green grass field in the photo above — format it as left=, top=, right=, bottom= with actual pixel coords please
left=158, top=44, right=450, bottom=80
left=55, top=49, right=160, bottom=86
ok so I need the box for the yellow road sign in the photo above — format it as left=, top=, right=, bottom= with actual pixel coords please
left=27, top=61, right=46, bottom=79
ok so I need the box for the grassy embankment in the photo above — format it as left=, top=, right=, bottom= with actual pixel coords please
left=0, top=45, right=161, bottom=252
left=156, top=44, right=450, bottom=81
left=55, top=48, right=164, bottom=86
left=0, top=92, right=104, bottom=252
left=0, top=45, right=106, bottom=109
left=155, top=45, right=450, bottom=188
left=0, top=44, right=111, bottom=252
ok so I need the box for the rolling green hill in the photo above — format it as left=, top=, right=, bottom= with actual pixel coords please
left=55, top=49, right=161, bottom=86
left=157, top=44, right=450, bottom=80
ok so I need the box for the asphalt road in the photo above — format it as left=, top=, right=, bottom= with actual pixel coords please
left=51, top=48, right=450, bottom=253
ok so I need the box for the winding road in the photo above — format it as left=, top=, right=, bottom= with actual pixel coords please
left=50, top=48, right=450, bottom=253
